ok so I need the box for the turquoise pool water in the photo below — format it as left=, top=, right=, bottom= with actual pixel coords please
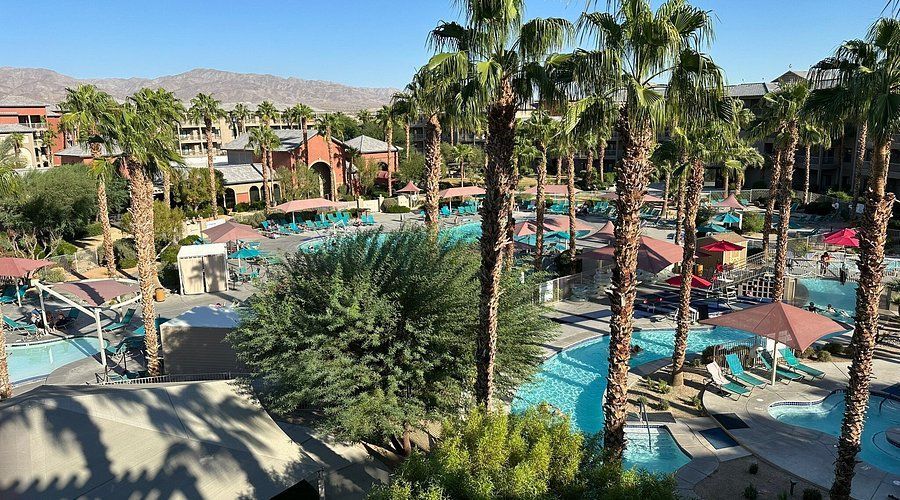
left=798, top=278, right=857, bottom=317
left=8, top=337, right=108, bottom=383
left=768, top=392, right=900, bottom=475
left=623, top=428, right=692, bottom=474
left=298, top=222, right=483, bottom=252
left=513, top=327, right=752, bottom=473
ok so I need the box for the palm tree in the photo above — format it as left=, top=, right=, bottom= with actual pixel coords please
left=0, top=136, right=24, bottom=399
left=40, top=123, right=57, bottom=166
left=653, top=140, right=686, bottom=244
left=248, top=126, right=281, bottom=207
left=807, top=20, right=900, bottom=499
left=509, top=131, right=539, bottom=263
left=8, top=133, right=24, bottom=161
left=188, top=93, right=225, bottom=217
left=750, top=81, right=809, bottom=301
left=729, top=142, right=764, bottom=197
left=522, top=111, right=560, bottom=270
left=392, top=97, right=415, bottom=161
left=230, top=103, right=251, bottom=135
left=59, top=85, right=119, bottom=277
left=429, top=0, right=571, bottom=407
left=315, top=113, right=340, bottom=200
left=119, top=88, right=184, bottom=377
left=288, top=103, right=315, bottom=173
left=798, top=121, right=830, bottom=204
left=449, top=144, right=474, bottom=187
left=568, top=0, right=723, bottom=460
left=375, top=105, right=398, bottom=196
left=256, top=100, right=280, bottom=127
left=356, top=109, right=373, bottom=125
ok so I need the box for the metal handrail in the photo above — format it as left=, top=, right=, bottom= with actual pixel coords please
left=96, top=372, right=250, bottom=386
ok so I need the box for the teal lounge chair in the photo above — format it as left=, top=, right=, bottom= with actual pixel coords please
left=3, top=315, right=38, bottom=335
left=365, top=214, right=376, bottom=225
left=759, top=352, right=803, bottom=383
left=779, top=348, right=826, bottom=379
left=305, top=220, right=318, bottom=231
left=0, top=286, right=17, bottom=304
left=440, top=206, right=453, bottom=217
left=289, top=222, right=302, bottom=233
left=132, top=317, right=167, bottom=337
left=706, top=362, right=751, bottom=399
left=725, top=354, right=769, bottom=388
left=103, top=308, right=136, bottom=333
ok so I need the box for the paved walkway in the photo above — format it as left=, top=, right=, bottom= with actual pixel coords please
left=702, top=349, right=900, bottom=500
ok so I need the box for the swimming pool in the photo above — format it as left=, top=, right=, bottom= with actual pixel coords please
left=623, top=427, right=692, bottom=473
left=797, top=278, right=857, bottom=317
left=298, top=222, right=483, bottom=252
left=768, top=392, right=900, bottom=475
left=7, top=337, right=107, bottom=384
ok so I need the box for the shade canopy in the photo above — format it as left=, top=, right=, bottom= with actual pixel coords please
left=202, top=220, right=262, bottom=244
left=583, top=236, right=684, bottom=274
left=665, top=274, right=712, bottom=289
left=700, top=241, right=745, bottom=253
left=514, top=232, right=569, bottom=247
left=584, top=221, right=615, bottom=243
left=0, top=257, right=52, bottom=279
left=396, top=181, right=421, bottom=193
left=714, top=194, right=747, bottom=210
left=523, top=184, right=576, bottom=195
left=228, top=248, right=262, bottom=259
left=823, top=228, right=859, bottom=247
left=700, top=301, right=846, bottom=351
left=512, top=216, right=593, bottom=238
left=54, top=279, right=139, bottom=307
left=438, top=186, right=486, bottom=199
left=715, top=212, right=742, bottom=224
left=697, top=224, right=728, bottom=234
left=600, top=192, right=664, bottom=203
left=273, top=197, right=342, bottom=214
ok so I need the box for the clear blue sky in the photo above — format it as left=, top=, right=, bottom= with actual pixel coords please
left=0, top=0, right=889, bottom=89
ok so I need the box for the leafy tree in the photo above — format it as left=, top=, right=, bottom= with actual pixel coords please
left=172, top=167, right=224, bottom=214
left=123, top=201, right=185, bottom=248
left=228, top=228, right=555, bottom=454
left=275, top=164, right=322, bottom=201
left=397, top=151, right=425, bottom=184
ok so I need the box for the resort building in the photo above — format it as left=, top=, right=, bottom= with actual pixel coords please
left=343, top=135, right=401, bottom=187
left=0, top=102, right=65, bottom=168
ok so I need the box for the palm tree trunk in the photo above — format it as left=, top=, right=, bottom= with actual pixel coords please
left=762, top=149, right=783, bottom=257
left=505, top=156, right=519, bottom=266
left=423, top=114, right=442, bottom=231
left=289, top=152, right=298, bottom=194
left=162, top=170, right=171, bottom=207
left=475, top=81, right=516, bottom=409
left=0, top=323, right=11, bottom=399
left=675, top=176, right=685, bottom=246
left=129, top=166, right=161, bottom=376
left=772, top=122, right=799, bottom=301
left=803, top=144, right=811, bottom=204
left=597, top=142, right=606, bottom=182
left=535, top=147, right=547, bottom=270
left=405, top=121, right=411, bottom=161
left=555, top=156, right=562, bottom=184
left=851, top=121, right=867, bottom=218
left=567, top=150, right=576, bottom=259
left=267, top=148, right=275, bottom=204
left=736, top=170, right=745, bottom=196
left=205, top=118, right=218, bottom=217
left=604, top=111, right=653, bottom=461
left=830, top=139, right=894, bottom=500
left=585, top=148, right=595, bottom=187
left=260, top=146, right=270, bottom=207
left=723, top=171, right=730, bottom=197
left=302, top=118, right=311, bottom=168
left=326, top=129, right=337, bottom=201
left=386, top=126, right=394, bottom=197
left=671, top=159, right=704, bottom=386
left=460, top=159, right=466, bottom=187
left=97, top=177, right=116, bottom=277
left=662, top=171, right=670, bottom=217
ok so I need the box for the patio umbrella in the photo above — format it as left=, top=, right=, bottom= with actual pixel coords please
left=701, top=301, right=846, bottom=384
left=437, top=186, right=486, bottom=210
left=228, top=248, right=261, bottom=260
left=823, top=228, right=859, bottom=247
left=0, top=257, right=51, bottom=306
left=514, top=231, right=568, bottom=247
left=54, top=279, right=139, bottom=308
left=697, top=224, right=728, bottom=234
left=203, top=220, right=262, bottom=244
left=273, top=198, right=343, bottom=223
left=713, top=194, right=747, bottom=210
left=700, top=241, right=745, bottom=253
left=513, top=216, right=594, bottom=238
left=584, top=221, right=615, bottom=243
left=715, top=212, right=742, bottom=225
left=396, top=181, right=421, bottom=194
left=665, top=274, right=712, bottom=289
left=523, top=184, right=576, bottom=195
left=582, top=236, right=684, bottom=274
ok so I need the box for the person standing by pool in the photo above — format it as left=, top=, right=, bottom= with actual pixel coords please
left=819, top=252, right=831, bottom=275
left=839, top=264, right=848, bottom=285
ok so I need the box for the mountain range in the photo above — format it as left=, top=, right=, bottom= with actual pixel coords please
left=0, top=67, right=399, bottom=112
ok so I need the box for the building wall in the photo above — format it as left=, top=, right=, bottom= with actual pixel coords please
left=0, top=105, right=63, bottom=168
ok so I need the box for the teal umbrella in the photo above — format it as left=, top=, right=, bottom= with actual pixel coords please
left=697, top=224, right=728, bottom=234
left=715, top=212, right=741, bottom=224
left=229, top=248, right=261, bottom=259
left=514, top=231, right=569, bottom=247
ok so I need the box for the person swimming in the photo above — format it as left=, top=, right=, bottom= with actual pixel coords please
left=826, top=304, right=836, bottom=314
left=807, top=302, right=818, bottom=312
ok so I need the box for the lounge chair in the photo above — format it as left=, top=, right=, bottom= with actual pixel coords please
left=288, top=222, right=302, bottom=234
left=0, top=286, right=17, bottom=304
left=440, top=206, right=453, bottom=217
left=725, top=353, right=769, bottom=388
left=758, top=351, right=803, bottom=383
left=365, top=214, right=376, bottom=225
left=305, top=220, right=318, bottom=231
left=779, top=348, right=826, bottom=379
left=131, top=317, right=167, bottom=337
left=706, top=362, right=751, bottom=399
left=3, top=315, right=38, bottom=335
left=102, top=308, right=136, bottom=333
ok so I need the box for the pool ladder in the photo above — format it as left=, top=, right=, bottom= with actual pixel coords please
left=639, top=400, right=652, bottom=452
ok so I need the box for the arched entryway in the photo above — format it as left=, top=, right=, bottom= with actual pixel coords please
left=310, top=161, right=332, bottom=199
left=224, top=188, right=236, bottom=209
left=272, top=183, right=282, bottom=203
left=249, top=186, right=260, bottom=203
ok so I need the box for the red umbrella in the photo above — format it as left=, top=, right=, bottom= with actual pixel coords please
left=823, top=228, right=859, bottom=247
left=583, top=236, right=684, bottom=274
left=513, top=221, right=538, bottom=237
left=665, top=274, right=712, bottom=289
left=202, top=220, right=262, bottom=244
left=700, top=241, right=745, bottom=253
left=523, top=184, right=577, bottom=195
left=0, top=257, right=52, bottom=279
left=396, top=181, right=421, bottom=194
left=713, top=194, right=747, bottom=210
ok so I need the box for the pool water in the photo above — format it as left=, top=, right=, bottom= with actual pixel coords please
left=623, top=428, right=692, bottom=474
left=768, top=392, right=900, bottom=475
left=298, top=222, right=483, bottom=252
left=7, top=337, right=107, bottom=383
left=797, top=278, right=857, bottom=318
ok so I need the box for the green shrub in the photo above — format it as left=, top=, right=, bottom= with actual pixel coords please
left=817, top=350, right=832, bottom=362
left=696, top=206, right=717, bottom=227
left=159, top=245, right=180, bottom=266
left=233, top=211, right=267, bottom=228
left=740, top=212, right=764, bottom=234
left=656, top=379, right=671, bottom=394
left=690, top=357, right=702, bottom=368
left=178, top=235, right=202, bottom=246
left=159, top=263, right=179, bottom=290
left=114, top=238, right=137, bottom=269
left=637, top=395, right=649, bottom=407
left=383, top=205, right=411, bottom=214
left=234, top=201, right=265, bottom=212
left=824, top=342, right=846, bottom=356
left=656, top=399, right=670, bottom=411
left=800, top=347, right=816, bottom=359
left=743, top=483, right=758, bottom=499
left=691, top=395, right=703, bottom=411
left=54, top=241, right=78, bottom=256
left=826, top=189, right=852, bottom=202
left=802, top=488, right=823, bottom=500
left=40, top=266, right=68, bottom=283
left=85, top=222, right=104, bottom=238
left=748, top=462, right=759, bottom=474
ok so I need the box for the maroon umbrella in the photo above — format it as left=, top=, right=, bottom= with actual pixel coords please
left=397, top=181, right=421, bottom=194
left=523, top=184, right=577, bottom=195
left=54, top=279, right=140, bottom=307
left=583, top=236, right=684, bottom=274
left=273, top=197, right=342, bottom=213
left=202, top=220, right=262, bottom=244
left=713, top=194, right=747, bottom=210
left=584, top=221, right=615, bottom=243
left=700, top=241, right=745, bottom=253
left=438, top=186, right=486, bottom=198
left=701, top=301, right=845, bottom=352
left=0, top=257, right=52, bottom=279
left=665, top=274, right=712, bottom=289
left=823, top=228, right=859, bottom=247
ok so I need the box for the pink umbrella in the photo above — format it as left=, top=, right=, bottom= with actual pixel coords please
left=700, top=241, right=745, bottom=253
left=202, top=220, right=262, bottom=244
left=0, top=257, right=52, bottom=279
left=823, top=228, right=859, bottom=247
left=584, top=221, right=615, bottom=243
left=713, top=194, right=747, bottom=210
left=397, top=181, right=421, bottom=194
left=665, top=274, right=712, bottom=289
left=438, top=186, right=486, bottom=199
left=274, top=197, right=342, bottom=214
left=523, top=184, right=577, bottom=195
left=541, top=215, right=593, bottom=233
left=583, top=236, right=684, bottom=274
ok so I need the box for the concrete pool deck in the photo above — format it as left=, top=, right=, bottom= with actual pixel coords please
left=702, top=348, right=900, bottom=500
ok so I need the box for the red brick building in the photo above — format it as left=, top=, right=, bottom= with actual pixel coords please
left=0, top=103, right=66, bottom=168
